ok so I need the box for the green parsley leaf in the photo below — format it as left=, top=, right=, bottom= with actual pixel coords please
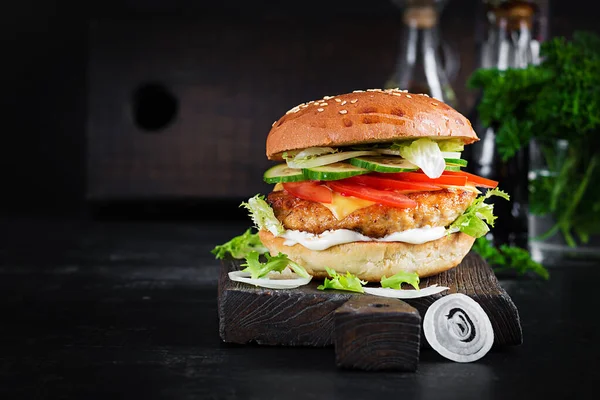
left=472, top=236, right=549, bottom=280
left=211, top=228, right=267, bottom=260
left=380, top=270, right=420, bottom=290
left=467, top=31, right=600, bottom=247
left=317, top=267, right=367, bottom=293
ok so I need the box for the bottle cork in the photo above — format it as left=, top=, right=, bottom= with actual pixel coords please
left=403, top=5, right=438, bottom=29
left=494, top=0, right=537, bottom=30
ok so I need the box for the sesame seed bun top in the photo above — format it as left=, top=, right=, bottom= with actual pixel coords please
left=265, top=88, right=479, bottom=160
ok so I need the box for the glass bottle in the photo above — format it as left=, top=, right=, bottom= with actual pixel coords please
left=467, top=0, right=544, bottom=247
left=385, top=0, right=458, bottom=109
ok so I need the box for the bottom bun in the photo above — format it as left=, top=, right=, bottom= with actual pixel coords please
left=259, top=230, right=476, bottom=282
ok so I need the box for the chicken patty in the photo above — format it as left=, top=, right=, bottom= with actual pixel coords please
left=267, top=188, right=477, bottom=237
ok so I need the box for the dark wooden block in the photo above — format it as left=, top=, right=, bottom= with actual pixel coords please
left=334, top=296, right=420, bottom=371
left=403, top=253, right=523, bottom=347
left=218, top=251, right=523, bottom=352
left=218, top=259, right=358, bottom=347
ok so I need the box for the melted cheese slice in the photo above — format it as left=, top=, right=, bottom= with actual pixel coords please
left=322, top=192, right=375, bottom=220
left=272, top=183, right=374, bottom=219
left=272, top=182, right=478, bottom=220
left=438, top=184, right=481, bottom=194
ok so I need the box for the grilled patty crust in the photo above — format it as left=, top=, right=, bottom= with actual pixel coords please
left=267, top=188, right=477, bottom=238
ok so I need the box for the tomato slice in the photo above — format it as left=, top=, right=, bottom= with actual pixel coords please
left=442, top=170, right=499, bottom=188
left=375, top=172, right=468, bottom=186
left=328, top=180, right=417, bottom=208
left=345, top=175, right=443, bottom=192
left=283, top=181, right=333, bottom=204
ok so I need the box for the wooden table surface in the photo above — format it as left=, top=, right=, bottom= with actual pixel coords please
left=1, top=215, right=599, bottom=399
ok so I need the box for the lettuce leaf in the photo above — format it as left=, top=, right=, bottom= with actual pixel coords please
left=394, top=138, right=446, bottom=178
left=241, top=251, right=309, bottom=279
left=437, top=139, right=465, bottom=152
left=240, top=194, right=284, bottom=236
left=211, top=228, right=267, bottom=259
left=380, top=270, right=420, bottom=290
left=448, top=188, right=510, bottom=238
left=317, top=267, right=367, bottom=293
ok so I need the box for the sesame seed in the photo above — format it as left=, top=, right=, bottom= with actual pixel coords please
left=367, top=89, right=377, bottom=92
left=350, top=99, right=358, bottom=104
left=339, top=110, right=348, bottom=114
left=422, top=93, right=430, bottom=97
left=323, top=96, right=334, bottom=100
left=392, top=92, right=402, bottom=96
left=431, top=102, right=438, bottom=106
left=402, top=90, right=408, bottom=93
left=286, top=105, right=301, bottom=114
left=272, top=121, right=277, bottom=126
left=406, top=94, right=412, bottom=98
left=321, top=103, right=328, bottom=106
left=334, top=98, right=342, bottom=103
left=341, top=100, right=347, bottom=105
left=353, top=90, right=364, bottom=93
left=312, top=102, right=319, bottom=106
left=317, top=108, right=324, bottom=112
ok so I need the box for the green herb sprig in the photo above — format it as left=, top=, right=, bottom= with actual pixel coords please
left=472, top=236, right=549, bottom=280
left=468, top=31, right=600, bottom=246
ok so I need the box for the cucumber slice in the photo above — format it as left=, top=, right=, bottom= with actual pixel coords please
left=444, top=158, right=468, bottom=167
left=349, top=156, right=419, bottom=173
left=263, top=163, right=305, bottom=183
left=302, top=162, right=370, bottom=181
left=444, top=165, right=463, bottom=172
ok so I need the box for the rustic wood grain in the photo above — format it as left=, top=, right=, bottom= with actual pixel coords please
left=218, top=251, right=523, bottom=351
left=218, top=258, right=358, bottom=346
left=334, top=296, right=420, bottom=371
left=405, top=252, right=523, bottom=347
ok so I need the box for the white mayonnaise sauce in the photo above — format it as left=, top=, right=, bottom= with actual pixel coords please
left=280, top=226, right=447, bottom=251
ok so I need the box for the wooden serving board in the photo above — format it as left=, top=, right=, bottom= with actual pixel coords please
left=218, top=252, right=522, bottom=371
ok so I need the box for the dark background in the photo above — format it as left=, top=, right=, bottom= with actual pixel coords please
left=1, top=0, right=597, bottom=220
left=2, top=4, right=600, bottom=397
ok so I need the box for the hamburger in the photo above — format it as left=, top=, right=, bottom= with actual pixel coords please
left=245, top=88, right=507, bottom=282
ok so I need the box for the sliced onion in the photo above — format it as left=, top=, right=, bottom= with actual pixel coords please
left=378, top=149, right=462, bottom=160
left=363, top=284, right=449, bottom=299
left=286, top=150, right=378, bottom=169
left=423, top=293, right=494, bottom=363
left=376, top=148, right=402, bottom=156
left=441, top=151, right=462, bottom=159
left=228, top=270, right=312, bottom=289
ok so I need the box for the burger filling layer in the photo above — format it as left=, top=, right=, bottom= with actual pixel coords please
left=265, top=189, right=477, bottom=250
left=266, top=189, right=477, bottom=238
